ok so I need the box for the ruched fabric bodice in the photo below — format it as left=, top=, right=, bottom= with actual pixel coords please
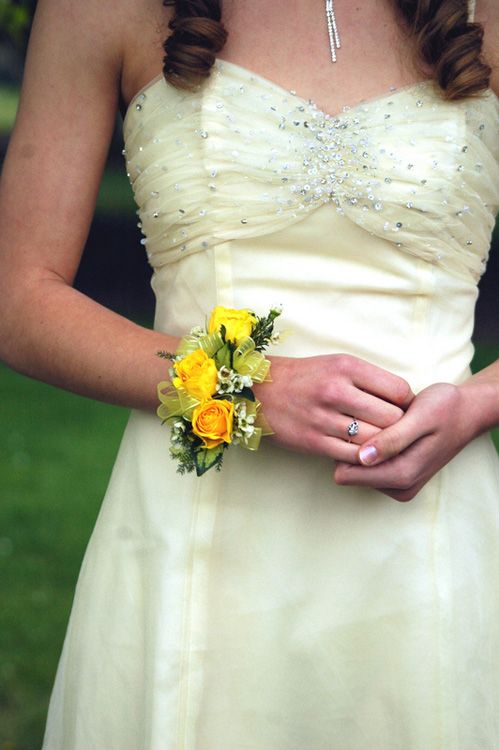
left=44, top=57, right=499, bottom=750
left=123, top=59, right=499, bottom=391
left=124, top=59, right=498, bottom=282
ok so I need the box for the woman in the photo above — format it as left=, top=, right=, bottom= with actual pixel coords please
left=0, top=0, right=498, bottom=746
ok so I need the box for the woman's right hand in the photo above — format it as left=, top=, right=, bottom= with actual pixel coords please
left=253, top=353, right=414, bottom=463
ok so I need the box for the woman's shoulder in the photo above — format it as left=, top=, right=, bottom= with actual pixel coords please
left=27, top=0, right=172, bottom=110
left=27, top=0, right=129, bottom=92
left=120, top=0, right=172, bottom=108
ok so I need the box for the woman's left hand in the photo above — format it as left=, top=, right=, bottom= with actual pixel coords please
left=333, top=380, right=490, bottom=501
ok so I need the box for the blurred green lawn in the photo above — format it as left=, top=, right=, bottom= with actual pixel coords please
left=0, top=86, right=19, bottom=133
left=0, top=367, right=129, bottom=749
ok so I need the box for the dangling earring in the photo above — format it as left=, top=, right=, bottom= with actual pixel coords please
left=326, top=0, right=341, bottom=62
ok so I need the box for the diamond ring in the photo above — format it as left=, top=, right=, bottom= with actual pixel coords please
left=347, top=419, right=359, bottom=442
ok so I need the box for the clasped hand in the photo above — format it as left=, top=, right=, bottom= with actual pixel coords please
left=335, top=381, right=479, bottom=501
left=257, top=354, right=478, bottom=502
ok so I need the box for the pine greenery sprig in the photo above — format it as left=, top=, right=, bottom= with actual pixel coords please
left=170, top=430, right=226, bottom=475
left=251, top=307, right=282, bottom=351
left=170, top=445, right=196, bottom=475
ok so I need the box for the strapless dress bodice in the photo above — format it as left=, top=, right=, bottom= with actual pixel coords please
left=122, top=59, right=499, bottom=390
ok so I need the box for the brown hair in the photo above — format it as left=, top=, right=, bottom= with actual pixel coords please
left=162, top=0, right=491, bottom=100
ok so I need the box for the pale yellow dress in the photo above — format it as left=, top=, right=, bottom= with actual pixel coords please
left=43, top=11, right=499, bottom=750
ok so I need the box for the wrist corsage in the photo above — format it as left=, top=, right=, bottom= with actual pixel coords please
left=157, top=305, right=281, bottom=476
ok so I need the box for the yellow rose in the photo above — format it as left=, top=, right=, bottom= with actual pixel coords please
left=173, top=349, right=218, bottom=401
left=208, top=306, right=257, bottom=344
left=192, top=399, right=234, bottom=449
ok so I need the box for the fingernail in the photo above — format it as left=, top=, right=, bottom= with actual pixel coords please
left=359, top=445, right=378, bottom=465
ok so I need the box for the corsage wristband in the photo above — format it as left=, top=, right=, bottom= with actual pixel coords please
left=157, top=305, right=281, bottom=476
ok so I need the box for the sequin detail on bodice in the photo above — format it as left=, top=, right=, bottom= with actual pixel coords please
left=123, top=59, right=499, bottom=282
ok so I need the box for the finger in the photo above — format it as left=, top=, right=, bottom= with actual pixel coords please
left=338, top=386, right=405, bottom=429
left=378, top=484, right=425, bottom=502
left=357, top=407, right=433, bottom=466
left=335, top=462, right=427, bottom=503
left=324, top=414, right=381, bottom=446
left=334, top=436, right=434, bottom=488
left=350, top=358, right=414, bottom=409
left=317, top=436, right=364, bottom=464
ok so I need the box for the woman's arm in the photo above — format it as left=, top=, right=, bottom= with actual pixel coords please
left=0, top=0, right=179, bottom=410
left=0, top=0, right=414, bottom=462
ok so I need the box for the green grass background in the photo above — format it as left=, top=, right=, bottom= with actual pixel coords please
left=0, top=367, right=129, bottom=749
left=0, top=86, right=19, bottom=133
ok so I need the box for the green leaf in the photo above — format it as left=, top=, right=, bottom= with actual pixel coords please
left=194, top=445, right=224, bottom=476
left=214, top=343, right=232, bottom=369
left=238, top=387, right=255, bottom=402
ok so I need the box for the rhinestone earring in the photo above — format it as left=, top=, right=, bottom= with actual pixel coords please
left=326, top=0, right=341, bottom=62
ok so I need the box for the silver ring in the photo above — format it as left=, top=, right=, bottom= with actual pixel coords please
left=347, top=419, right=359, bottom=442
